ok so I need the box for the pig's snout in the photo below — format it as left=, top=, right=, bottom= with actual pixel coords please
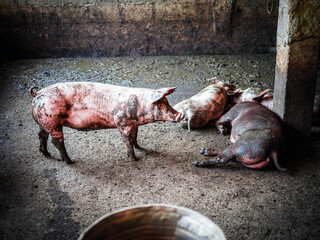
left=167, top=111, right=182, bottom=122
left=173, top=112, right=182, bottom=122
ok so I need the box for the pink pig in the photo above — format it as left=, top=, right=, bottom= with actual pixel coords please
left=30, top=82, right=181, bottom=163
left=173, top=79, right=235, bottom=132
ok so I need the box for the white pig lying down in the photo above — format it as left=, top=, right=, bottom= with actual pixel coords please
left=29, top=82, right=182, bottom=163
left=173, top=79, right=235, bottom=132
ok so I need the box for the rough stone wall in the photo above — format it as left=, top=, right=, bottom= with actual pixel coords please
left=0, top=0, right=279, bottom=59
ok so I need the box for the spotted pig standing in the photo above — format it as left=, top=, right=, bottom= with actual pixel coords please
left=30, top=82, right=181, bottom=163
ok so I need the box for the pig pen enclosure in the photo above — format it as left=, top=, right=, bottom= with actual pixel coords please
left=1, top=55, right=320, bottom=240
left=1, top=1, right=320, bottom=240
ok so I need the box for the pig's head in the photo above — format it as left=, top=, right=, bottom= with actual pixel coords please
left=233, top=88, right=255, bottom=103
left=234, top=88, right=272, bottom=103
left=148, top=87, right=182, bottom=122
left=229, top=88, right=272, bottom=103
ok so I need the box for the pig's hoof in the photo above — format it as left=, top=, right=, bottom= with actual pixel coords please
left=192, top=161, right=205, bottom=168
left=181, top=122, right=188, bottom=129
left=199, top=148, right=219, bottom=157
left=277, top=166, right=287, bottom=172
left=64, top=158, right=74, bottom=164
left=130, top=156, right=139, bottom=161
left=40, top=148, right=51, bottom=157
left=199, top=148, right=206, bottom=155
left=42, top=152, right=51, bottom=157
left=221, top=128, right=229, bottom=135
left=134, top=143, right=142, bottom=149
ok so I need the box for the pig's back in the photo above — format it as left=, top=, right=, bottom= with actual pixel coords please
left=39, top=82, right=124, bottom=98
left=37, top=82, right=152, bottom=106
left=32, top=82, right=152, bottom=130
left=191, top=85, right=226, bottom=102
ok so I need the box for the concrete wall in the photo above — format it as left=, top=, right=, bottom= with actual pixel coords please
left=0, top=0, right=279, bottom=59
left=273, top=0, right=320, bottom=138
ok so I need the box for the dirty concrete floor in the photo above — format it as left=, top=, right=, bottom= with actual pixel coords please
left=0, top=55, right=319, bottom=240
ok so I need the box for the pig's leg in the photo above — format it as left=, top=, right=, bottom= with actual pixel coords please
left=199, top=148, right=220, bottom=156
left=132, top=127, right=142, bottom=149
left=39, top=128, right=50, bottom=156
left=187, top=119, right=191, bottom=133
left=132, top=127, right=150, bottom=152
left=192, top=146, right=235, bottom=167
left=51, top=137, right=73, bottom=164
left=117, top=125, right=138, bottom=161
left=114, top=112, right=139, bottom=160
left=48, top=127, right=73, bottom=164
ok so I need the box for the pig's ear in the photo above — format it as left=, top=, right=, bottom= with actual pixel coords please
left=252, top=89, right=271, bottom=103
left=227, top=89, right=242, bottom=97
left=206, top=77, right=218, bottom=84
left=211, top=78, right=219, bottom=84
left=158, top=86, right=177, bottom=97
left=152, top=87, right=177, bottom=102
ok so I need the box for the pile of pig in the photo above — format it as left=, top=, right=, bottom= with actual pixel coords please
left=174, top=79, right=286, bottom=171
left=191, top=88, right=286, bottom=171
left=29, top=79, right=292, bottom=171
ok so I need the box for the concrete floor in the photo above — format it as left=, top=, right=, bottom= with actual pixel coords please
left=0, top=55, right=319, bottom=240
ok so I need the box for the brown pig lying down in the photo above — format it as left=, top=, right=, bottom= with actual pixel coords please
left=192, top=92, right=287, bottom=171
left=30, top=82, right=182, bottom=163
left=230, top=87, right=320, bottom=126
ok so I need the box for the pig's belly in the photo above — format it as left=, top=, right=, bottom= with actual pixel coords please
left=65, top=110, right=116, bottom=130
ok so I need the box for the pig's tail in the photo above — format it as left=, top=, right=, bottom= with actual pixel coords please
left=266, top=0, right=273, bottom=14
left=29, top=86, right=39, bottom=97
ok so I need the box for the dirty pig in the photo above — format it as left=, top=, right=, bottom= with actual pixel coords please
left=192, top=91, right=287, bottom=170
left=30, top=82, right=182, bottom=163
left=228, top=87, right=273, bottom=110
left=231, top=89, right=320, bottom=126
left=173, top=79, right=234, bottom=132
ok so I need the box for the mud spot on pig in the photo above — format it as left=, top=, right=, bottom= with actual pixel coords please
left=65, top=103, right=72, bottom=111
left=127, top=95, right=139, bottom=121
left=58, top=113, right=68, bottom=119
left=42, top=169, right=80, bottom=240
